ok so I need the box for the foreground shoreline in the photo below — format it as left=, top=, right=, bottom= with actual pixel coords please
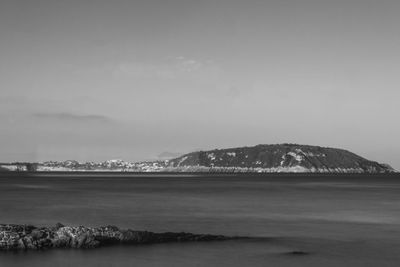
left=0, top=224, right=235, bottom=251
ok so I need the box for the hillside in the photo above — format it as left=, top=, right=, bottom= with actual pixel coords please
left=168, top=144, right=395, bottom=173
left=0, top=144, right=395, bottom=173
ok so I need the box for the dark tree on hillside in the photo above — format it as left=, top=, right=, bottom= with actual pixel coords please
left=198, top=151, right=208, bottom=166
left=26, top=163, right=38, bottom=172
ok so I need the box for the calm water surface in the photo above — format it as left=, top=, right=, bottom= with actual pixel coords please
left=1, top=173, right=400, bottom=266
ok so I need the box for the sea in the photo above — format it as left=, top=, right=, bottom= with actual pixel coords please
left=0, top=172, right=400, bottom=266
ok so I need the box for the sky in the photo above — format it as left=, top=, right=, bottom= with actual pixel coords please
left=0, top=0, right=399, bottom=169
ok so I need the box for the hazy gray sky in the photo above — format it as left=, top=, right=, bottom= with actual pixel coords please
left=1, top=0, right=399, bottom=169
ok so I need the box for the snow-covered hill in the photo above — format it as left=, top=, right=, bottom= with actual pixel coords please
left=168, top=144, right=396, bottom=173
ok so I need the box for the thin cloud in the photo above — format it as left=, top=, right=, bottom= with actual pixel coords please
left=32, top=112, right=113, bottom=123
left=112, top=57, right=222, bottom=81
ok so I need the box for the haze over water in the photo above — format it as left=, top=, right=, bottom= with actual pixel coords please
left=1, top=173, right=400, bottom=266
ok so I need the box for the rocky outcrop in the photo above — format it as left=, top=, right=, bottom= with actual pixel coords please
left=0, top=224, right=230, bottom=250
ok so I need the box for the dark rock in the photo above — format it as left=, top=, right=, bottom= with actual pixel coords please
left=286, top=251, right=310, bottom=256
left=0, top=223, right=233, bottom=251
left=55, top=223, right=65, bottom=230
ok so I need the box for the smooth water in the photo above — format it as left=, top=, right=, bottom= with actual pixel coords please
left=1, top=173, right=400, bottom=266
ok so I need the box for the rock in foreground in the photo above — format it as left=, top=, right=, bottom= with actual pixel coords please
left=0, top=224, right=230, bottom=250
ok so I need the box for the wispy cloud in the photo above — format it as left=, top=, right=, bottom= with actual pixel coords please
left=32, top=112, right=113, bottom=123
left=112, top=56, right=222, bottom=81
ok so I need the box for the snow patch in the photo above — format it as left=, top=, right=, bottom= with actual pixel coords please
left=207, top=153, right=216, bottom=161
left=178, top=156, right=188, bottom=166
left=287, top=152, right=304, bottom=162
left=1, top=165, right=26, bottom=171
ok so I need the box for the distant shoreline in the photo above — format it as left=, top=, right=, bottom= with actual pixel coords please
left=1, top=171, right=399, bottom=179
